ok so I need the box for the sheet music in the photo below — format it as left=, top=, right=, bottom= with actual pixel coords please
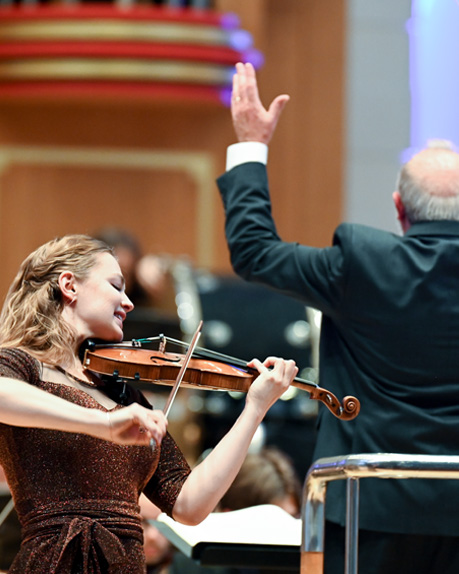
left=155, top=504, right=301, bottom=552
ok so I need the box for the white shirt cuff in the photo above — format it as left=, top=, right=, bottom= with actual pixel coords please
left=226, top=142, right=269, bottom=171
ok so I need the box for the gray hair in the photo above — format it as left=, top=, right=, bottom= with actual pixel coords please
left=396, top=140, right=459, bottom=223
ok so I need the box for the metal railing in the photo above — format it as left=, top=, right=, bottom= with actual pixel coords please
left=301, top=453, right=459, bottom=574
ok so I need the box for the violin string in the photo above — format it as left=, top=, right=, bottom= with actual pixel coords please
left=83, top=335, right=359, bottom=420
left=162, top=322, right=203, bottom=419
left=132, top=336, right=318, bottom=389
left=87, top=335, right=318, bottom=389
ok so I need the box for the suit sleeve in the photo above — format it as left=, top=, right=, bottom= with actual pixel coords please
left=217, top=162, right=349, bottom=316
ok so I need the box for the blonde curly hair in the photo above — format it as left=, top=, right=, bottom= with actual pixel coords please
left=0, top=234, right=113, bottom=365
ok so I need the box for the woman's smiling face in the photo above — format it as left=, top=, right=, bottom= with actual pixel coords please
left=69, top=252, right=134, bottom=343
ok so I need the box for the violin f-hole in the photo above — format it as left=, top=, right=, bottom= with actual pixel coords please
left=150, top=355, right=180, bottom=365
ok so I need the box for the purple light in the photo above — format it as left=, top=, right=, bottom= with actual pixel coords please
left=408, top=0, right=459, bottom=150
left=242, top=49, right=264, bottom=70
left=219, top=86, right=232, bottom=108
left=229, top=29, right=253, bottom=52
left=220, top=12, right=240, bottom=30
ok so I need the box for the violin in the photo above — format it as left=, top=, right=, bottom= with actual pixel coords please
left=82, top=334, right=360, bottom=421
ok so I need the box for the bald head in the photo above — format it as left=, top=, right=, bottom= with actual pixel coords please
left=396, top=142, right=459, bottom=225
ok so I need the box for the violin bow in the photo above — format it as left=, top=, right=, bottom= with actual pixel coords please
left=162, top=321, right=203, bottom=419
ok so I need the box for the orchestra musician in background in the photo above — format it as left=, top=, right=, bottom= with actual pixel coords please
left=0, top=233, right=298, bottom=573
left=217, top=62, right=459, bottom=574
left=139, top=496, right=174, bottom=574
left=93, top=226, right=170, bottom=309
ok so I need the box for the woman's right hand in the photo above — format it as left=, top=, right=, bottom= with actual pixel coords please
left=104, top=404, right=167, bottom=446
left=0, top=375, right=167, bottom=445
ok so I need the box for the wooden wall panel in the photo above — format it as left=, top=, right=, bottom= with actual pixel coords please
left=240, top=0, right=345, bottom=247
left=0, top=0, right=345, bottom=305
left=0, top=145, right=219, bottom=298
left=0, top=162, right=196, bottom=293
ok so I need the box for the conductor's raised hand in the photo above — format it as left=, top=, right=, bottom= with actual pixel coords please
left=105, top=403, right=167, bottom=447
left=231, top=62, right=290, bottom=145
left=246, top=357, right=298, bottom=417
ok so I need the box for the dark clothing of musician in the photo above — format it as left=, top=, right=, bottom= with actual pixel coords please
left=217, top=147, right=459, bottom=573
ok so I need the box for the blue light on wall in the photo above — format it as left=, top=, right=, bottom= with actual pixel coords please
left=407, top=0, right=459, bottom=158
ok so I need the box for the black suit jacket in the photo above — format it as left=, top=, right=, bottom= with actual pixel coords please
left=217, top=162, right=459, bottom=535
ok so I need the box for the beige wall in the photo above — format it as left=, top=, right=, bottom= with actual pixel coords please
left=0, top=0, right=344, bottom=302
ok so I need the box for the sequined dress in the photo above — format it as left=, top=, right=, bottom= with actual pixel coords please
left=0, top=348, right=191, bottom=574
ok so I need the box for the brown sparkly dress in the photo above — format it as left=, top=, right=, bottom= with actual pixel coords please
left=0, top=348, right=191, bottom=574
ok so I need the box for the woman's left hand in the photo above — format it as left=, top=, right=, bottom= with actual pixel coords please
left=245, top=356, right=298, bottom=415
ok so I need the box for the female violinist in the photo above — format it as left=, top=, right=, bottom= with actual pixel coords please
left=0, top=234, right=298, bottom=574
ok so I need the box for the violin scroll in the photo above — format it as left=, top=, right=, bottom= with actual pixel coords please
left=340, top=395, right=361, bottom=420
left=308, top=386, right=360, bottom=421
